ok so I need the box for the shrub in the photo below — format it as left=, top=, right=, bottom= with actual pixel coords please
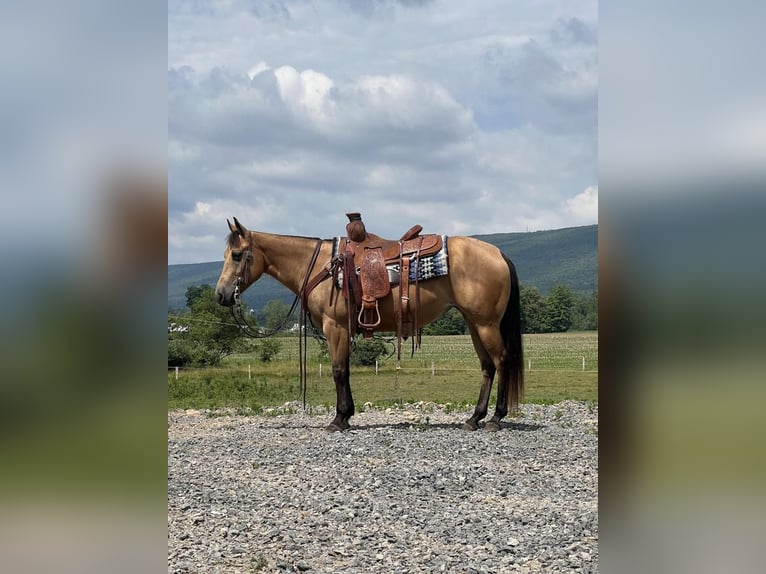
left=168, top=337, right=192, bottom=367
left=168, top=336, right=227, bottom=367
left=258, top=338, right=282, bottom=362
left=350, top=338, right=387, bottom=366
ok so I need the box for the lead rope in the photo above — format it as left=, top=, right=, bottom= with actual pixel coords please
left=297, top=240, right=325, bottom=411
left=299, top=307, right=306, bottom=409
left=395, top=361, right=400, bottom=403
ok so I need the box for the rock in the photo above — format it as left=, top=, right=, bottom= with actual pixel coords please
left=168, top=401, right=598, bottom=573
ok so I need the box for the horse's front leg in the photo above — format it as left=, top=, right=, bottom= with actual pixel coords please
left=324, top=320, right=354, bottom=432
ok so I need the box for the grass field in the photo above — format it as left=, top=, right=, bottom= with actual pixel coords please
left=168, top=332, right=598, bottom=411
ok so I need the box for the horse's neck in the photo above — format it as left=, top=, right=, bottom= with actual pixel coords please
left=252, top=231, right=321, bottom=295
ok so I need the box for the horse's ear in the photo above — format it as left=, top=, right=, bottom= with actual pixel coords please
left=227, top=218, right=236, bottom=233
left=233, top=217, right=248, bottom=237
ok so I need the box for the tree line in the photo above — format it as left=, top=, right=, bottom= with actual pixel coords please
left=168, top=283, right=597, bottom=367
left=520, top=285, right=597, bottom=334
left=423, top=285, right=597, bottom=335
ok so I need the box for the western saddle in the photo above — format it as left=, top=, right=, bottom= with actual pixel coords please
left=340, top=212, right=443, bottom=356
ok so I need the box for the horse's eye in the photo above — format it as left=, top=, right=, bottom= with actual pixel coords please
left=231, top=251, right=243, bottom=262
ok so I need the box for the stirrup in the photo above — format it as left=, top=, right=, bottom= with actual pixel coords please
left=358, top=301, right=382, bottom=328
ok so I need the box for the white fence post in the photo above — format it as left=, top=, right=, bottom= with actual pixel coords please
left=248, top=364, right=251, bottom=380
left=375, top=360, right=378, bottom=374
left=431, top=361, right=435, bottom=376
left=528, top=359, right=532, bottom=372
left=175, top=366, right=179, bottom=380
left=582, top=356, right=586, bottom=371
left=319, top=363, right=322, bottom=378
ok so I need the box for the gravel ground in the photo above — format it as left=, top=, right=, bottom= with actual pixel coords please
left=168, top=401, right=598, bottom=573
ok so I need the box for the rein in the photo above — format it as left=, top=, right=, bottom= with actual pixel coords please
left=229, top=239, right=331, bottom=408
left=230, top=288, right=301, bottom=338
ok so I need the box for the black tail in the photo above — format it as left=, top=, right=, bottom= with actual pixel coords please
left=501, top=256, right=524, bottom=411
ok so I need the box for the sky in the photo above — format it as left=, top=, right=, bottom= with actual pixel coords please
left=168, top=0, right=597, bottom=264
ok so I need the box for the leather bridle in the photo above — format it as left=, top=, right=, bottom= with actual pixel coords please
left=232, top=249, right=253, bottom=303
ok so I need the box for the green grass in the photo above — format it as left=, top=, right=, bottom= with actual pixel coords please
left=168, top=332, right=598, bottom=410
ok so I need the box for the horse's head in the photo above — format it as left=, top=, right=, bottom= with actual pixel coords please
left=215, top=217, right=267, bottom=306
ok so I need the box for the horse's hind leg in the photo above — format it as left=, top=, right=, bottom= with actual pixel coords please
left=463, top=325, right=496, bottom=431
left=485, top=327, right=510, bottom=431
left=485, top=375, right=509, bottom=432
left=468, top=324, right=510, bottom=432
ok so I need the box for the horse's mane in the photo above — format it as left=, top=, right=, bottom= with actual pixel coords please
left=226, top=230, right=327, bottom=248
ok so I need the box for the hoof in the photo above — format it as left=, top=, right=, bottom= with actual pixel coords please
left=325, top=421, right=349, bottom=432
left=484, top=421, right=502, bottom=432
left=461, top=421, right=479, bottom=431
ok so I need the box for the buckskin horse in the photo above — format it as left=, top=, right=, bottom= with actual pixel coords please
left=215, top=216, right=523, bottom=432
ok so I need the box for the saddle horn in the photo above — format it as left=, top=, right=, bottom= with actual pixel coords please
left=345, top=212, right=367, bottom=242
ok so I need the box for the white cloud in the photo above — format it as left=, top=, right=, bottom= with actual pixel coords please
left=566, top=185, right=598, bottom=222
left=168, top=196, right=284, bottom=263
left=274, top=66, right=336, bottom=126
left=247, top=61, right=271, bottom=79
left=168, top=1, right=598, bottom=263
left=193, top=201, right=212, bottom=217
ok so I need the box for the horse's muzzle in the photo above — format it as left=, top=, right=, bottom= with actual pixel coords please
left=215, top=288, right=234, bottom=307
